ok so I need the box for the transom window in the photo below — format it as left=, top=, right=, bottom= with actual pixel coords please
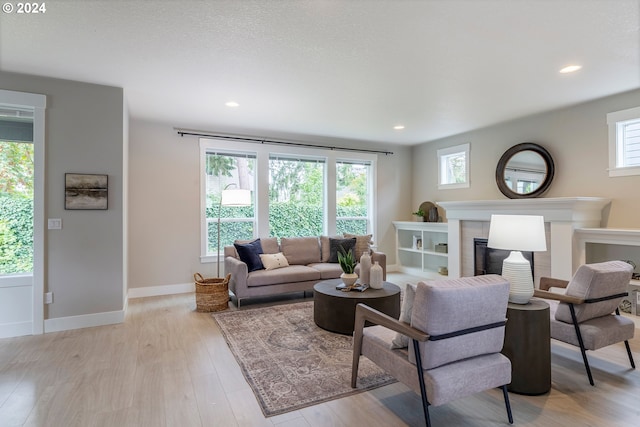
left=607, top=106, right=640, bottom=177
left=437, top=143, right=470, bottom=189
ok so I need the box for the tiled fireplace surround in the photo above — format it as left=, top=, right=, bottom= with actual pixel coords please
left=438, top=197, right=612, bottom=285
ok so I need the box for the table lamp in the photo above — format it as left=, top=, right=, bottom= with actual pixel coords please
left=487, top=214, right=546, bottom=304
left=218, top=184, right=251, bottom=276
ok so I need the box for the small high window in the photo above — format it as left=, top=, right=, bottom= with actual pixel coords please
left=607, top=106, right=640, bottom=177
left=437, top=143, right=470, bottom=189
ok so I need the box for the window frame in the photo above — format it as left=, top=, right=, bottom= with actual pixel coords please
left=437, top=143, right=470, bottom=189
left=335, top=159, right=373, bottom=236
left=607, top=106, right=640, bottom=177
left=199, top=138, right=377, bottom=263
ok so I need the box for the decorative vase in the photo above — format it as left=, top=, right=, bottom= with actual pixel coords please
left=428, top=206, right=439, bottom=222
left=359, top=252, right=371, bottom=285
left=340, top=272, right=358, bottom=287
left=370, top=261, right=383, bottom=289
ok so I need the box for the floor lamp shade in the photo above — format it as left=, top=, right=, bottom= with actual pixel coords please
left=487, top=215, right=546, bottom=304
left=217, top=186, right=251, bottom=276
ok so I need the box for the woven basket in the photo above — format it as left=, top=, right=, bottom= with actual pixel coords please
left=194, top=273, right=231, bottom=312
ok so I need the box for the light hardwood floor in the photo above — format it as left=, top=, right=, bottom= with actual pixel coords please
left=1, top=272, right=639, bottom=427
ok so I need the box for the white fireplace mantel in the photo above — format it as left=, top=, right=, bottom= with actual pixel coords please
left=437, top=197, right=612, bottom=281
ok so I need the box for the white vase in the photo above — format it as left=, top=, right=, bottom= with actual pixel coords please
left=340, top=272, right=358, bottom=287
left=370, top=261, right=383, bottom=289
left=359, top=252, right=371, bottom=285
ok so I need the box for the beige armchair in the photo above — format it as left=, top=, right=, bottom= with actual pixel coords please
left=351, top=275, right=513, bottom=426
left=533, top=260, right=635, bottom=386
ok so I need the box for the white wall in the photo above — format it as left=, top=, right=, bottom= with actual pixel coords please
left=0, top=71, right=125, bottom=321
left=128, top=120, right=411, bottom=289
left=412, top=88, right=640, bottom=228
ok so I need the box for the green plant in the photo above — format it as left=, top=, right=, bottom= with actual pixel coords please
left=412, top=209, right=425, bottom=217
left=337, top=246, right=356, bottom=274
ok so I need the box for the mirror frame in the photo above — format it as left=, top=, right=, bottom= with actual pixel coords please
left=495, top=142, right=555, bottom=199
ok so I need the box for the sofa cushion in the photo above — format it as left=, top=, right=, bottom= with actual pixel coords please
left=308, top=262, right=343, bottom=280
left=328, top=237, right=357, bottom=263
left=343, top=233, right=373, bottom=260
left=259, top=252, right=290, bottom=271
left=246, top=265, right=321, bottom=287
left=234, top=239, right=264, bottom=272
left=281, top=237, right=321, bottom=265
left=320, top=235, right=342, bottom=262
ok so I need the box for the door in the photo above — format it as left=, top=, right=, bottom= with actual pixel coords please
left=0, top=89, right=45, bottom=337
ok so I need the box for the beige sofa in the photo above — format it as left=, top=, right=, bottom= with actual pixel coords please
left=224, top=236, right=386, bottom=307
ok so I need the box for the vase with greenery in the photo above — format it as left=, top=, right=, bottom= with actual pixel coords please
left=337, top=247, right=358, bottom=286
left=412, top=209, right=425, bottom=222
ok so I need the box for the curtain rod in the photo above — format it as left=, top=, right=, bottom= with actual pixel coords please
left=175, top=129, right=394, bottom=155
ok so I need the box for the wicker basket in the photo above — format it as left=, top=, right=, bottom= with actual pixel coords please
left=194, top=273, right=231, bottom=312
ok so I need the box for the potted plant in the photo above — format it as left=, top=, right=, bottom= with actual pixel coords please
left=412, top=209, right=425, bottom=222
left=337, top=247, right=358, bottom=286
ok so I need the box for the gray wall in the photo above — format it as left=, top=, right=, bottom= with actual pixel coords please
left=128, top=120, right=411, bottom=288
left=412, top=88, right=640, bottom=228
left=0, top=71, right=125, bottom=318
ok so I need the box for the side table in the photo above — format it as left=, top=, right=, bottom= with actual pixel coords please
left=501, top=299, right=551, bottom=395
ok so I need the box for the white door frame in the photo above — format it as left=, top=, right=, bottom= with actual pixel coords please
left=0, top=89, right=46, bottom=335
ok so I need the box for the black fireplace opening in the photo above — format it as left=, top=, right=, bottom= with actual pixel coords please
left=474, top=238, right=534, bottom=276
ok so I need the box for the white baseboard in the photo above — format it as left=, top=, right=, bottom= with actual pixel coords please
left=0, top=321, right=32, bottom=339
left=44, top=309, right=125, bottom=333
left=127, top=282, right=194, bottom=299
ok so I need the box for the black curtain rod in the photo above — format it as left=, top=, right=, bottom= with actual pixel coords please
left=176, top=130, right=394, bottom=155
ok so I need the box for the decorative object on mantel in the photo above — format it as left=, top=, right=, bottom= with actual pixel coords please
left=412, top=208, right=425, bottom=221
left=337, top=246, right=358, bottom=287
left=370, top=261, right=384, bottom=289
left=64, top=173, right=108, bottom=210
left=495, top=142, right=555, bottom=199
left=418, top=200, right=442, bottom=222
left=488, top=214, right=547, bottom=304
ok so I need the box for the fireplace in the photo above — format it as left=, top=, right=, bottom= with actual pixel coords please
left=474, top=238, right=534, bottom=276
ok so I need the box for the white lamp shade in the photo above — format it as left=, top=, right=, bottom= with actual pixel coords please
left=487, top=214, right=546, bottom=252
left=221, top=189, right=251, bottom=207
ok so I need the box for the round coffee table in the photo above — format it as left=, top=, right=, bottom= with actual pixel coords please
left=313, top=279, right=401, bottom=335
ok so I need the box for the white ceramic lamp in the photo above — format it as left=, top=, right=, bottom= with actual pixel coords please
left=218, top=184, right=252, bottom=277
left=487, top=214, right=546, bottom=304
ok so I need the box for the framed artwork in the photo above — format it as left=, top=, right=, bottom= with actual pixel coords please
left=65, top=173, right=108, bottom=210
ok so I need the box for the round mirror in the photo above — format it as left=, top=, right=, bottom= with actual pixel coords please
left=496, top=143, right=554, bottom=199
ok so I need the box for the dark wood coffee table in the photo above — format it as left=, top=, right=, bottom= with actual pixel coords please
left=313, top=279, right=401, bottom=335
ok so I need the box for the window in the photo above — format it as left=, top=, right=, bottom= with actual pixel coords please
left=199, top=138, right=377, bottom=262
left=336, top=159, right=371, bottom=235
left=268, top=154, right=325, bottom=237
left=203, top=150, right=256, bottom=258
left=607, top=106, right=640, bottom=177
left=437, top=143, right=470, bottom=189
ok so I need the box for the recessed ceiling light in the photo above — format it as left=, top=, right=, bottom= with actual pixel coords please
left=559, top=65, right=582, bottom=74
left=225, top=101, right=239, bottom=107
left=393, top=125, right=405, bottom=130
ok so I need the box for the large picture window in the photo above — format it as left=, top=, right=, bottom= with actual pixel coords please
left=200, top=138, right=377, bottom=262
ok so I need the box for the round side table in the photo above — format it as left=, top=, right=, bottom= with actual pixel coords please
left=313, top=279, right=401, bottom=335
left=501, top=299, right=551, bottom=395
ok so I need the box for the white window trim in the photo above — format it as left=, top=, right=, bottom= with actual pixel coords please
left=607, top=106, right=640, bottom=177
left=437, top=143, right=470, bottom=189
left=199, top=138, right=377, bottom=263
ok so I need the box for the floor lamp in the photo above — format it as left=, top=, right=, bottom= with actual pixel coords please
left=218, top=184, right=251, bottom=277
left=487, top=214, right=547, bottom=304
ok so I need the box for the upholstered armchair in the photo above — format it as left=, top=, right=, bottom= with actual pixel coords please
left=533, top=260, right=635, bottom=386
left=351, top=275, right=513, bottom=426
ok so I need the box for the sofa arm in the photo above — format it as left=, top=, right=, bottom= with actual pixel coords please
left=371, top=251, right=387, bottom=281
left=225, top=256, right=248, bottom=296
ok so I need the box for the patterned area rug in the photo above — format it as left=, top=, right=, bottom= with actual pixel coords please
left=213, top=301, right=396, bottom=417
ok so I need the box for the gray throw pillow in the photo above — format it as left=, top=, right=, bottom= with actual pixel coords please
left=390, top=283, right=417, bottom=349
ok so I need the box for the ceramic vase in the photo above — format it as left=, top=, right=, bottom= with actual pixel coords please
left=370, top=261, right=383, bottom=289
left=359, top=252, right=371, bottom=285
left=340, top=272, right=358, bottom=287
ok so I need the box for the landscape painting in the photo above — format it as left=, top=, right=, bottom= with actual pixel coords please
left=65, top=173, right=108, bottom=210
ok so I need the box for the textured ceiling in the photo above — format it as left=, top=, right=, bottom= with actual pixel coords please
left=1, top=0, right=639, bottom=145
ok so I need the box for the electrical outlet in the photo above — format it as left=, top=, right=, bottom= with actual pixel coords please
left=48, top=218, right=62, bottom=230
left=45, top=292, right=53, bottom=304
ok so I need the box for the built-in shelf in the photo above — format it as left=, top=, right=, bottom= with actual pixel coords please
left=393, top=221, right=448, bottom=278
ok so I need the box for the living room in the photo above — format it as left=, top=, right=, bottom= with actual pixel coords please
left=1, top=1, right=639, bottom=425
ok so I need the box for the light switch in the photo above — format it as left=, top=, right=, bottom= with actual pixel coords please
left=48, top=218, right=62, bottom=230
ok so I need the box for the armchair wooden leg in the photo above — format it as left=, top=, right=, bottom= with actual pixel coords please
left=412, top=339, right=431, bottom=427
left=351, top=305, right=366, bottom=388
left=569, top=303, right=594, bottom=386
left=501, top=385, right=514, bottom=424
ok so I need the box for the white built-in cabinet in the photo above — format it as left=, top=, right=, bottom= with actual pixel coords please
left=392, top=221, right=449, bottom=278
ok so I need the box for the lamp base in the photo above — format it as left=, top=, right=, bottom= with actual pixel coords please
left=501, top=251, right=534, bottom=305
